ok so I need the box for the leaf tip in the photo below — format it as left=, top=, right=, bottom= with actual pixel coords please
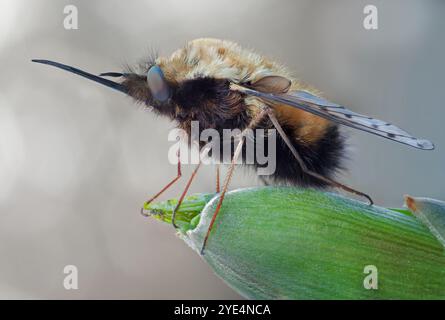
left=404, top=194, right=418, bottom=213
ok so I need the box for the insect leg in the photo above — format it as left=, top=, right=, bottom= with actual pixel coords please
left=171, top=161, right=202, bottom=228
left=266, top=109, right=374, bottom=205
left=216, top=164, right=221, bottom=193
left=171, top=144, right=211, bottom=228
left=200, top=109, right=269, bottom=255
left=140, top=150, right=182, bottom=217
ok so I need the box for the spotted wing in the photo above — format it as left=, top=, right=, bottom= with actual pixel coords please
left=235, top=85, right=434, bottom=150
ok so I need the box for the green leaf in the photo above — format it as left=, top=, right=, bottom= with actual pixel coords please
left=405, top=195, right=445, bottom=248
left=144, top=187, right=445, bottom=299
left=144, top=193, right=212, bottom=233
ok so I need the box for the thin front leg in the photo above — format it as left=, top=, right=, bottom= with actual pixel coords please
left=141, top=150, right=182, bottom=217
left=171, top=144, right=212, bottom=228
left=266, top=109, right=373, bottom=205
left=171, top=161, right=202, bottom=228
left=200, top=109, right=269, bottom=254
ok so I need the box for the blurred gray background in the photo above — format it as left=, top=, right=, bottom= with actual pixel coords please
left=0, top=0, right=443, bottom=299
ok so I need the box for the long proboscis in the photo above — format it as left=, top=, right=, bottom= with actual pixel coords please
left=31, top=59, right=128, bottom=94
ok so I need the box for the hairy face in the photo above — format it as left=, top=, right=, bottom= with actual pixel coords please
left=120, top=38, right=296, bottom=122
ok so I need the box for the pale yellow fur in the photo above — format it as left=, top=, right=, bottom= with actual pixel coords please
left=158, top=38, right=331, bottom=144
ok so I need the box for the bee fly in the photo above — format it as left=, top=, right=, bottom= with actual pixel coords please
left=33, top=38, right=434, bottom=254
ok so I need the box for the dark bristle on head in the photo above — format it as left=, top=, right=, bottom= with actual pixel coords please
left=145, top=47, right=159, bottom=69
left=124, top=50, right=158, bottom=76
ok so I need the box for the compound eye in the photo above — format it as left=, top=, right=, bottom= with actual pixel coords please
left=147, top=66, right=170, bottom=102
